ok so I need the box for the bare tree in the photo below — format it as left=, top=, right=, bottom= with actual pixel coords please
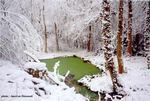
left=87, top=25, right=92, bottom=52
left=54, top=23, right=59, bottom=51
left=127, top=0, right=133, bottom=56
left=42, top=0, right=48, bottom=53
left=117, top=0, right=124, bottom=74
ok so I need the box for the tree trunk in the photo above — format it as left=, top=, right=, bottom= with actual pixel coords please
left=87, top=25, right=92, bottom=52
left=117, top=0, right=124, bottom=74
left=43, top=0, right=48, bottom=53
left=127, top=0, right=133, bottom=56
left=102, top=0, right=119, bottom=93
left=145, top=2, right=150, bottom=71
left=54, top=23, right=59, bottom=51
left=144, top=1, right=150, bottom=51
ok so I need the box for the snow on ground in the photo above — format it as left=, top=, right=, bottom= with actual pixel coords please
left=79, top=56, right=150, bottom=101
left=38, top=52, right=150, bottom=101
left=118, top=56, right=150, bottom=101
left=36, top=50, right=93, bottom=59
left=24, top=62, right=47, bottom=70
left=0, top=60, right=87, bottom=101
left=78, top=74, right=113, bottom=93
left=36, top=51, right=105, bottom=70
left=36, top=52, right=150, bottom=101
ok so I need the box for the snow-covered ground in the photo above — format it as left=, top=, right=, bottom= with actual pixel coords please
left=79, top=56, right=150, bottom=101
left=119, top=57, right=150, bottom=101
left=36, top=50, right=92, bottom=59
left=37, top=52, right=150, bottom=101
left=0, top=51, right=149, bottom=101
left=0, top=59, right=87, bottom=101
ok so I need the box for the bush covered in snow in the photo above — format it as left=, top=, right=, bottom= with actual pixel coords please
left=0, top=11, right=41, bottom=64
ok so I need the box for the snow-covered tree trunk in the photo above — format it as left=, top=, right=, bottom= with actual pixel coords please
left=145, top=1, right=150, bottom=69
left=144, top=1, right=150, bottom=52
left=102, top=0, right=118, bottom=93
left=42, top=0, right=48, bottom=53
left=54, top=23, right=60, bottom=51
left=127, top=0, right=133, bottom=56
left=87, top=25, right=92, bottom=52
left=117, top=0, right=124, bottom=74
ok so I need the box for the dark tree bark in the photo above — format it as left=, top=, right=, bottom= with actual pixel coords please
left=87, top=25, right=92, bottom=52
left=127, top=0, right=133, bottom=56
left=117, top=0, right=124, bottom=74
left=144, top=1, right=150, bottom=51
left=145, top=1, right=150, bottom=69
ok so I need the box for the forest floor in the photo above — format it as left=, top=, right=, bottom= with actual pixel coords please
left=0, top=51, right=150, bottom=101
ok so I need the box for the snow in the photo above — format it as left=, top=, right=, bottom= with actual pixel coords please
left=24, top=50, right=40, bottom=63
left=118, top=57, right=150, bottom=101
left=0, top=50, right=150, bottom=101
left=37, top=52, right=150, bottom=101
left=0, top=0, right=149, bottom=100
left=79, top=55, right=150, bottom=101
left=0, top=11, right=41, bottom=64
left=36, top=50, right=91, bottom=59
left=0, top=59, right=87, bottom=101
left=79, top=74, right=113, bottom=93
left=24, top=62, right=47, bottom=70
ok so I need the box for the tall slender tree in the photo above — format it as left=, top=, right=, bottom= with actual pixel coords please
left=144, top=1, right=150, bottom=70
left=87, top=25, right=92, bottom=52
left=144, top=1, right=150, bottom=51
left=54, top=23, right=60, bottom=51
left=117, top=0, right=124, bottom=74
left=127, top=0, right=133, bottom=56
left=102, top=0, right=119, bottom=93
left=42, top=0, right=48, bottom=53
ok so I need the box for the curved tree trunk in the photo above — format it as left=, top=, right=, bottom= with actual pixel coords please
left=117, top=0, right=124, bottom=74
left=127, top=0, right=133, bottom=56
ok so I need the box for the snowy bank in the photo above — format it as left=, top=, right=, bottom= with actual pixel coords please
left=0, top=60, right=87, bottom=101
left=79, top=56, right=150, bottom=101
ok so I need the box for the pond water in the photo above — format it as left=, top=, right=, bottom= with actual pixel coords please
left=41, top=56, right=101, bottom=101
left=41, top=56, right=101, bottom=80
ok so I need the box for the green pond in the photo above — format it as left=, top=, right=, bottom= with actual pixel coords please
left=41, top=56, right=101, bottom=101
left=41, top=56, right=101, bottom=80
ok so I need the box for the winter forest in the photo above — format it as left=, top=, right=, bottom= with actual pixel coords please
left=0, top=0, right=150, bottom=101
